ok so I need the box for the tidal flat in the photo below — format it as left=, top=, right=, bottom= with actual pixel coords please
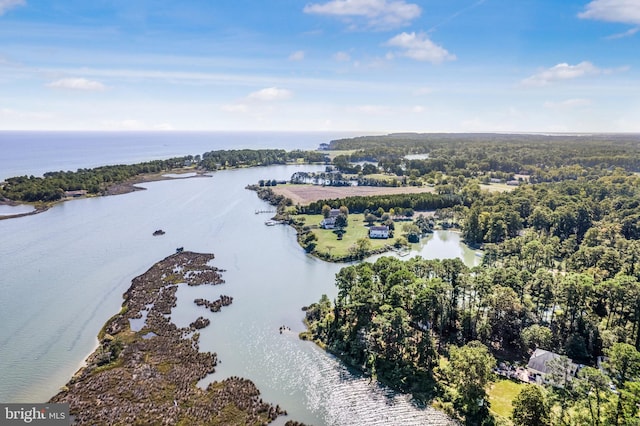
left=50, top=251, right=290, bottom=425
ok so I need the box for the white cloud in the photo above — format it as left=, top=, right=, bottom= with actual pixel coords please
left=0, top=0, right=25, bottom=16
left=289, top=50, right=305, bottom=61
left=521, top=61, right=600, bottom=86
left=429, top=0, right=487, bottom=32
left=119, top=120, right=144, bottom=129
left=459, top=117, right=519, bottom=133
left=544, top=98, right=593, bottom=109
left=303, top=0, right=421, bottom=30
left=0, top=107, right=53, bottom=120
left=386, top=32, right=455, bottom=64
left=333, top=51, right=351, bottom=62
left=411, top=105, right=425, bottom=113
left=579, top=0, right=640, bottom=25
left=154, top=123, right=174, bottom=131
left=349, top=104, right=391, bottom=114
left=247, top=87, right=293, bottom=101
left=101, top=119, right=145, bottom=130
left=606, top=27, right=639, bottom=39
left=46, top=77, right=106, bottom=91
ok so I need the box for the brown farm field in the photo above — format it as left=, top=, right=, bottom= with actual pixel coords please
left=271, top=184, right=436, bottom=205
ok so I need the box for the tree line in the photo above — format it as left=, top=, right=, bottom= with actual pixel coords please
left=300, top=192, right=463, bottom=215
left=1, top=148, right=329, bottom=203
left=302, top=133, right=640, bottom=424
left=329, top=133, right=640, bottom=174
left=199, top=148, right=326, bottom=170
left=0, top=157, right=192, bottom=202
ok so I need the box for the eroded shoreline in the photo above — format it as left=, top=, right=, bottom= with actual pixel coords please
left=50, top=251, right=291, bottom=425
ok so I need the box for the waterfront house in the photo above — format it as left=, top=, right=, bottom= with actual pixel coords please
left=320, top=217, right=336, bottom=229
left=369, top=226, right=390, bottom=239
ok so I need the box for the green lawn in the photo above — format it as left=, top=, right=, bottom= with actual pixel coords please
left=296, top=213, right=392, bottom=258
left=488, top=379, right=526, bottom=421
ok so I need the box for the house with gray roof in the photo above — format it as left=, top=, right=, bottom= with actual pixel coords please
left=369, top=225, right=390, bottom=239
left=527, top=349, right=578, bottom=386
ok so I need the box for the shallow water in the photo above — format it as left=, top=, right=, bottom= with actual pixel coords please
left=0, top=204, right=35, bottom=216
left=0, top=133, right=469, bottom=424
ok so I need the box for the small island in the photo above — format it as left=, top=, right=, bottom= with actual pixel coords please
left=50, top=251, right=292, bottom=425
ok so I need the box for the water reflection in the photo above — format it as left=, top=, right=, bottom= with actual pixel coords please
left=370, top=230, right=480, bottom=268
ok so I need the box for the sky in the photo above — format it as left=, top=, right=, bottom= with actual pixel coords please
left=0, top=0, right=638, bottom=132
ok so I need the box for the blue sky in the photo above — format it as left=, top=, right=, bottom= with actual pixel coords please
left=0, top=0, right=638, bottom=132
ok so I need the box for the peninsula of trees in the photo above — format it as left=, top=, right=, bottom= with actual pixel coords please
left=0, top=148, right=327, bottom=203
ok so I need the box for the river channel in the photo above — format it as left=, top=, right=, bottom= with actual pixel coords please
left=0, top=163, right=477, bottom=425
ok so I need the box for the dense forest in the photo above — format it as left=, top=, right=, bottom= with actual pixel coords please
left=301, top=192, right=463, bottom=215
left=199, top=148, right=326, bottom=169
left=329, top=133, right=640, bottom=176
left=301, top=133, right=640, bottom=425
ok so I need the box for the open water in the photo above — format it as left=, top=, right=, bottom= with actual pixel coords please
left=0, top=132, right=473, bottom=425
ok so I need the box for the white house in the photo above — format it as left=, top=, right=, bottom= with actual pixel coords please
left=527, top=349, right=578, bottom=386
left=369, top=226, right=390, bottom=239
left=321, top=209, right=343, bottom=229
left=320, top=217, right=336, bottom=229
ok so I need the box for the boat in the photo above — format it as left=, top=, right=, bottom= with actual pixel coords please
left=153, top=229, right=165, bottom=236
left=391, top=246, right=410, bottom=257
left=264, top=220, right=280, bottom=226
left=396, top=247, right=410, bottom=257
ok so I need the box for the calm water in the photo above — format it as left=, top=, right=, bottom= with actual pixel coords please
left=0, top=204, right=35, bottom=216
left=0, top=132, right=471, bottom=425
left=0, top=131, right=359, bottom=181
